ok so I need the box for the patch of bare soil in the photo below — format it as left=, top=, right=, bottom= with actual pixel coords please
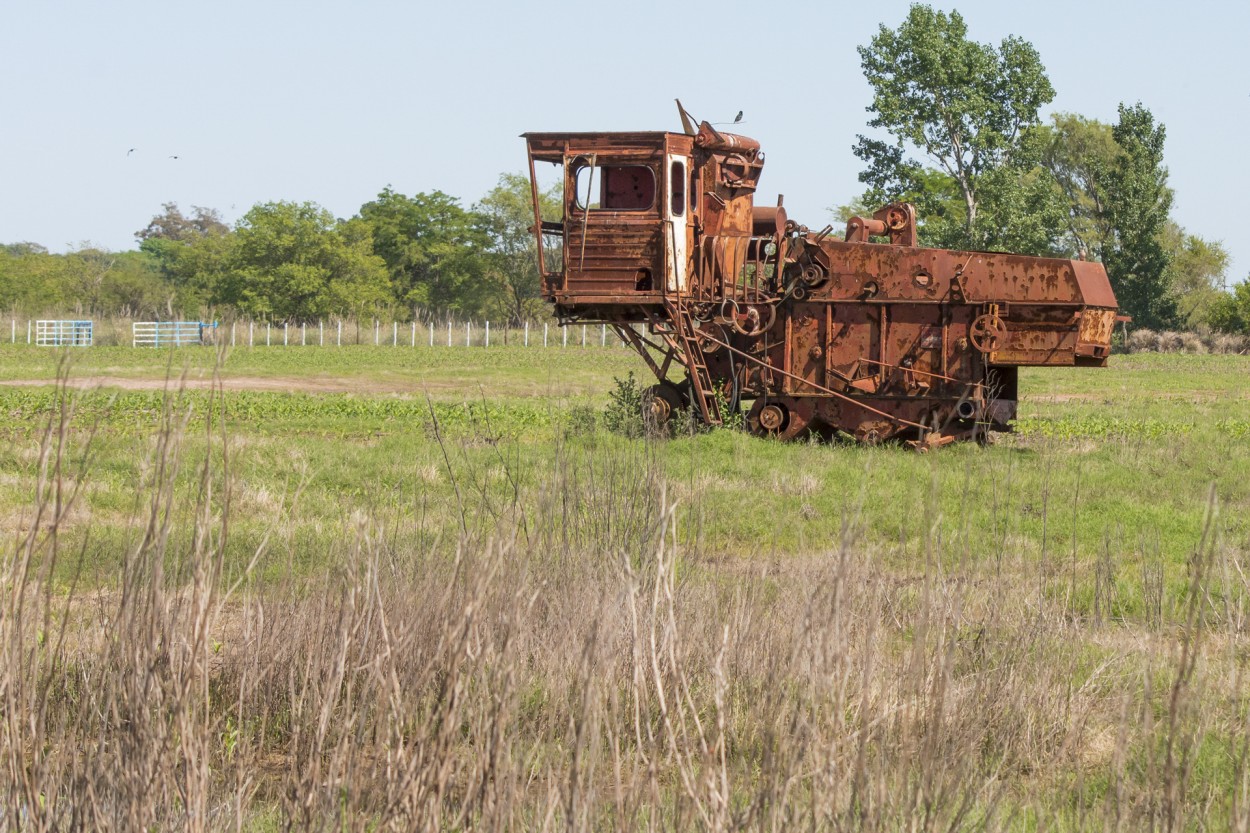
left=0, top=376, right=453, bottom=395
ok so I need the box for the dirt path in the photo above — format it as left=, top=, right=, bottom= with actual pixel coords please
left=0, top=376, right=448, bottom=395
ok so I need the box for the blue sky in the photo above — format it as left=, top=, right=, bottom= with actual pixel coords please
left=2, top=0, right=1246, bottom=283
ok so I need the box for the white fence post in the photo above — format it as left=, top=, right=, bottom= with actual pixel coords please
left=411, top=321, right=416, bottom=347
left=27, top=320, right=32, bottom=344
left=374, top=320, right=379, bottom=346
left=320, top=320, right=324, bottom=346
left=524, top=321, right=529, bottom=346
left=429, top=321, right=434, bottom=347
left=447, top=320, right=452, bottom=347
left=466, top=321, right=471, bottom=347
left=562, top=325, right=567, bottom=348
left=283, top=323, right=288, bottom=346
left=230, top=322, right=236, bottom=346
left=249, top=321, right=254, bottom=347
left=485, top=321, right=490, bottom=347
left=337, top=320, right=342, bottom=347
left=581, top=325, right=586, bottom=348
left=543, top=322, right=548, bottom=347
left=601, top=324, right=606, bottom=347
left=266, top=323, right=271, bottom=346
left=301, top=323, right=306, bottom=346
left=392, top=321, right=397, bottom=346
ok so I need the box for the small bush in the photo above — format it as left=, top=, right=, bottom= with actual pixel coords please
left=1157, top=330, right=1185, bottom=352
left=1127, top=328, right=1159, bottom=352
left=562, top=403, right=597, bottom=438
left=1178, top=332, right=1207, bottom=354
left=1212, top=333, right=1249, bottom=354
left=603, top=371, right=646, bottom=438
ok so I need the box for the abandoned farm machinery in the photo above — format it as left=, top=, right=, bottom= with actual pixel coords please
left=523, top=109, right=1119, bottom=448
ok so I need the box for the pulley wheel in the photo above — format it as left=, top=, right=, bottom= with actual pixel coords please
left=757, top=403, right=787, bottom=433
left=800, top=264, right=827, bottom=286
left=969, top=314, right=1007, bottom=353
left=730, top=303, right=776, bottom=337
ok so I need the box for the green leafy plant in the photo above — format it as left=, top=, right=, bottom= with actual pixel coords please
left=602, top=371, right=646, bottom=438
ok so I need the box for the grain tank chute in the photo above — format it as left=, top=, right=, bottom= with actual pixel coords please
left=523, top=107, right=1119, bottom=448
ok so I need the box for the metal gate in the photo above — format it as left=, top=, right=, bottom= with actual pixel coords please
left=36, top=320, right=93, bottom=346
left=132, top=321, right=216, bottom=347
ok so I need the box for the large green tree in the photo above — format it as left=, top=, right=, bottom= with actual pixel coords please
left=1037, top=113, right=1117, bottom=259
left=854, top=4, right=1057, bottom=251
left=218, top=201, right=391, bottom=321
left=1101, top=104, right=1176, bottom=330
left=358, top=189, right=495, bottom=318
left=1039, top=112, right=1226, bottom=329
left=137, top=202, right=234, bottom=314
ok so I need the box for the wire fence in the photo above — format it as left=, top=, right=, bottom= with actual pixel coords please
left=4, top=317, right=639, bottom=350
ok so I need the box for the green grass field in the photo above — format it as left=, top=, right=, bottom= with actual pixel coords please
left=1, top=343, right=1248, bottom=830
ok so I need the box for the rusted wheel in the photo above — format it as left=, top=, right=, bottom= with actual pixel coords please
left=758, top=404, right=786, bottom=432
left=884, top=205, right=909, bottom=230
left=969, top=314, right=1007, bottom=353
left=644, top=384, right=685, bottom=427
left=747, top=400, right=789, bottom=437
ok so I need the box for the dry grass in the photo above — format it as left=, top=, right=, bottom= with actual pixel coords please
left=3, top=368, right=1250, bottom=831
left=1127, top=328, right=1248, bottom=354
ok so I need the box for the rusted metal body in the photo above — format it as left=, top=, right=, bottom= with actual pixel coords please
left=524, top=116, right=1118, bottom=447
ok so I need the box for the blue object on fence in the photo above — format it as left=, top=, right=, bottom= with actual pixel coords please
left=36, top=320, right=93, bottom=346
left=132, top=321, right=219, bottom=347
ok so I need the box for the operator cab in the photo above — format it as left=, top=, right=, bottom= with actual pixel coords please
left=524, top=123, right=773, bottom=323
left=524, top=132, right=694, bottom=318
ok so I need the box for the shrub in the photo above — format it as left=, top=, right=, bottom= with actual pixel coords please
left=563, top=403, right=597, bottom=437
left=1157, top=330, right=1185, bottom=352
left=1212, top=333, right=1249, bottom=354
left=1177, top=332, right=1207, bottom=354
left=1127, top=328, right=1159, bottom=352
left=602, top=371, right=646, bottom=438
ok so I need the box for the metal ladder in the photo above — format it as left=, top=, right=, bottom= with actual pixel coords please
left=665, top=298, right=722, bottom=426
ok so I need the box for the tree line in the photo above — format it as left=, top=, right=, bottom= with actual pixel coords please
left=2, top=4, right=1247, bottom=334
left=0, top=174, right=559, bottom=325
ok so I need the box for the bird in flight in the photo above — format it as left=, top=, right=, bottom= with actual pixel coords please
left=169, top=155, right=179, bottom=160
left=127, top=148, right=136, bottom=156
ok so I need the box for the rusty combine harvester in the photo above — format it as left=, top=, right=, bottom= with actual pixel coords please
left=524, top=107, right=1119, bottom=448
